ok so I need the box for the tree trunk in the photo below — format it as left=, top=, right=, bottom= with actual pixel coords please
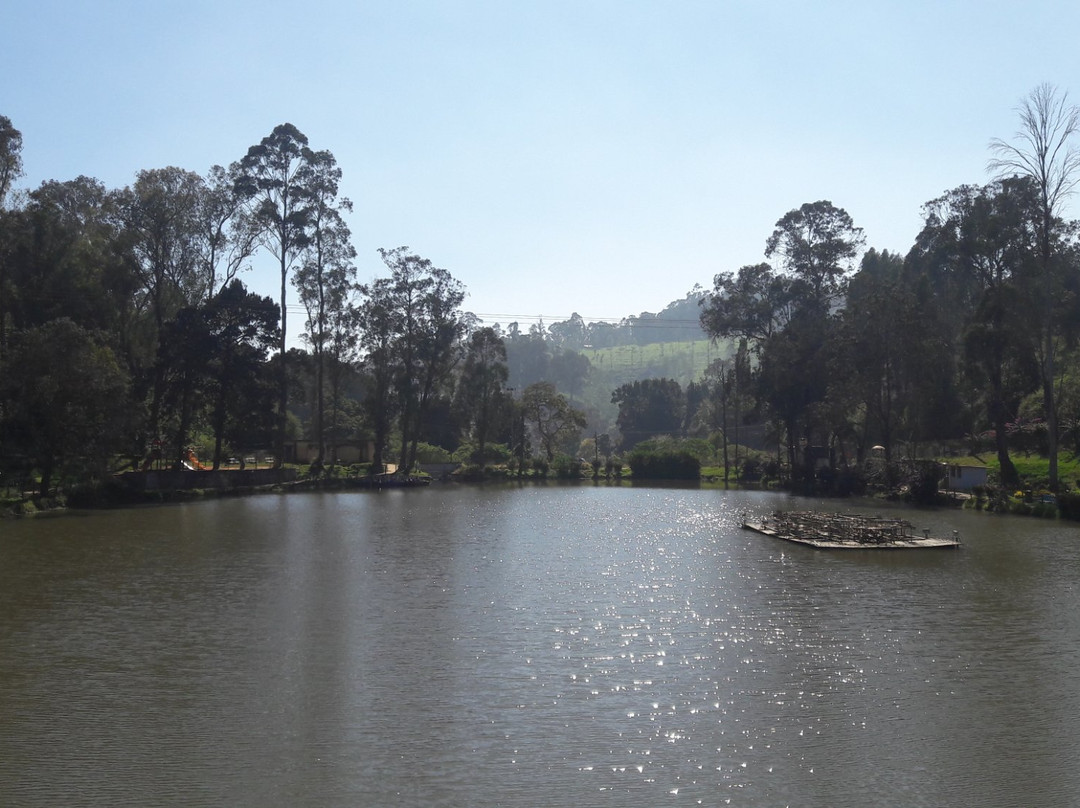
left=992, top=405, right=1019, bottom=489
left=38, top=462, right=52, bottom=499
left=211, top=383, right=228, bottom=471
left=276, top=263, right=287, bottom=469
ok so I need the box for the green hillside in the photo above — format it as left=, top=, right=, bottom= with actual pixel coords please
left=576, top=339, right=734, bottom=431
left=582, top=339, right=729, bottom=387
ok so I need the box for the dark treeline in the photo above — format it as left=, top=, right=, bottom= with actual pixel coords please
left=3, top=84, right=1080, bottom=497
left=699, top=84, right=1080, bottom=492
left=0, top=120, right=599, bottom=495
left=541, top=290, right=709, bottom=350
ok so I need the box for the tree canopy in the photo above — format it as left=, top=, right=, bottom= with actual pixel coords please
left=5, top=86, right=1080, bottom=496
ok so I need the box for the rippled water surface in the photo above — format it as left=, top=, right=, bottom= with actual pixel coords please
left=2, top=485, right=1080, bottom=806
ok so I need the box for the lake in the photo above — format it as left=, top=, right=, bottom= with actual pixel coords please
left=1, top=484, right=1078, bottom=806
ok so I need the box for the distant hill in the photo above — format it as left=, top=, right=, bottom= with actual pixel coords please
left=543, top=287, right=710, bottom=350
left=582, top=339, right=725, bottom=388
left=501, top=288, right=731, bottom=436
left=579, top=339, right=732, bottom=430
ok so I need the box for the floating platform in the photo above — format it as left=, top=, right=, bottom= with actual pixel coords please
left=741, top=510, right=961, bottom=550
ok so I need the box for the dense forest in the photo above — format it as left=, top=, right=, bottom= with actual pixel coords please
left=4, top=83, right=1080, bottom=499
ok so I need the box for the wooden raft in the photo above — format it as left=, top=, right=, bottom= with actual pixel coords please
left=741, top=510, right=961, bottom=550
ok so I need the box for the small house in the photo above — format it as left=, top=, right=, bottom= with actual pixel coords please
left=940, top=463, right=989, bottom=492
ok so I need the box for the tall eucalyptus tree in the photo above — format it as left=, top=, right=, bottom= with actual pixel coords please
left=0, top=115, right=21, bottom=210
left=236, top=123, right=313, bottom=465
left=0, top=116, right=24, bottom=362
left=293, top=149, right=356, bottom=467
left=454, top=327, right=509, bottom=462
left=356, top=276, right=397, bottom=475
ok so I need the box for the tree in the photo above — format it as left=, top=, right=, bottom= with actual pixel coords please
left=911, top=181, right=1043, bottom=486
left=841, top=249, right=912, bottom=464
left=116, top=167, right=208, bottom=442
left=356, top=276, right=397, bottom=475
left=699, top=262, right=796, bottom=350
left=202, top=280, right=280, bottom=469
left=236, top=123, right=313, bottom=467
left=293, top=149, right=356, bottom=467
left=521, top=381, right=587, bottom=461
left=611, top=378, right=685, bottom=450
left=989, top=84, right=1080, bottom=489
left=376, top=247, right=467, bottom=474
left=693, top=346, right=751, bottom=481
left=548, top=313, right=587, bottom=350
left=119, top=167, right=208, bottom=317
left=505, top=324, right=551, bottom=389
left=454, top=327, right=509, bottom=463
left=324, top=295, right=362, bottom=466
left=157, top=306, right=214, bottom=468
left=0, top=115, right=22, bottom=210
left=703, top=202, right=864, bottom=479
left=755, top=307, right=834, bottom=477
left=199, top=163, right=260, bottom=300
left=2, top=178, right=136, bottom=365
left=764, top=200, right=865, bottom=306
left=549, top=349, right=591, bottom=401
left=0, top=319, right=131, bottom=496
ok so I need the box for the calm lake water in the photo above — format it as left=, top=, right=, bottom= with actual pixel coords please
left=1, top=484, right=1079, bottom=807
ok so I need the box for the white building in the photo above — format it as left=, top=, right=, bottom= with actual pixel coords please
left=940, top=463, right=989, bottom=492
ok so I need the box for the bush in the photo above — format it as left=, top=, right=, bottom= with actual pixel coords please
left=741, top=456, right=762, bottom=482
left=456, top=442, right=512, bottom=465
left=454, top=463, right=486, bottom=481
left=904, top=463, right=941, bottom=505
left=635, top=437, right=715, bottom=465
left=553, top=454, right=584, bottom=479
left=1013, top=500, right=1034, bottom=516
left=414, top=442, right=453, bottom=463
left=1057, top=492, right=1080, bottom=521
left=829, top=465, right=867, bottom=497
left=1031, top=501, right=1058, bottom=519
left=627, top=449, right=701, bottom=480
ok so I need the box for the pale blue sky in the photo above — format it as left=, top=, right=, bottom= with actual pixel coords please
left=4, top=1, right=1078, bottom=328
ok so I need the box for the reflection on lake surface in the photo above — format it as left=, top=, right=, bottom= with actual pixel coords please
left=2, top=485, right=1079, bottom=806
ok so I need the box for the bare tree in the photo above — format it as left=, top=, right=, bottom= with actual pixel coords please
left=989, top=83, right=1080, bottom=489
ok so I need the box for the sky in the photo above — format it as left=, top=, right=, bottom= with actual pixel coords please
left=4, top=0, right=1080, bottom=332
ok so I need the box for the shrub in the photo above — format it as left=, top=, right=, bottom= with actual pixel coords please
left=456, top=442, right=512, bottom=465
left=1031, top=501, right=1058, bottom=519
left=553, top=454, right=584, bottom=479
left=627, top=449, right=701, bottom=480
left=904, top=463, right=940, bottom=505
left=1057, top=492, right=1080, bottom=521
left=830, top=465, right=867, bottom=497
left=1013, top=500, right=1033, bottom=516
left=414, top=442, right=453, bottom=463
left=454, top=463, right=486, bottom=481
left=635, top=437, right=714, bottom=465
